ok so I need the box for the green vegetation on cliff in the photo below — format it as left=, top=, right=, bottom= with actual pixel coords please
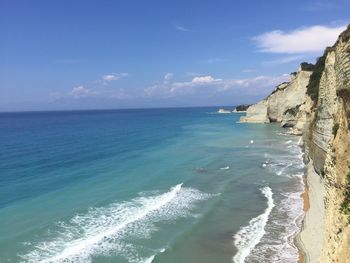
left=235, top=104, right=251, bottom=111
left=300, top=62, right=315, bottom=71
left=306, top=53, right=327, bottom=102
left=284, top=104, right=301, bottom=117
left=332, top=123, right=340, bottom=137
left=340, top=168, right=350, bottom=224
left=338, top=24, right=350, bottom=43
left=336, top=89, right=350, bottom=130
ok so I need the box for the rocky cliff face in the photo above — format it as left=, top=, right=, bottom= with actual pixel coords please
left=240, top=65, right=314, bottom=133
left=308, top=26, right=350, bottom=263
left=239, top=99, right=269, bottom=123
left=241, top=25, right=350, bottom=262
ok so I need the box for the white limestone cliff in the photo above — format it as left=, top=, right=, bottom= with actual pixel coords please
left=239, top=25, right=350, bottom=263
left=240, top=65, right=313, bottom=134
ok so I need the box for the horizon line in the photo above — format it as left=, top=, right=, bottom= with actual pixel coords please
left=0, top=104, right=249, bottom=114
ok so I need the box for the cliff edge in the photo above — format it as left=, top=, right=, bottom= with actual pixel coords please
left=240, top=25, right=350, bottom=262
left=240, top=63, right=314, bottom=135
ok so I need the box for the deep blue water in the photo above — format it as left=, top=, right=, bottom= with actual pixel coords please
left=0, top=108, right=304, bottom=263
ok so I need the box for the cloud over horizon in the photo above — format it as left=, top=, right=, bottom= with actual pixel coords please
left=69, top=86, right=91, bottom=98
left=254, top=24, right=347, bottom=54
left=164, top=73, right=174, bottom=81
left=144, top=74, right=290, bottom=99
left=191, top=75, right=222, bottom=84
left=102, top=73, right=128, bottom=83
left=58, top=73, right=290, bottom=103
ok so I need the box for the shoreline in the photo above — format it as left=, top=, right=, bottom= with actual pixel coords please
left=295, top=160, right=325, bottom=263
left=297, top=173, right=310, bottom=263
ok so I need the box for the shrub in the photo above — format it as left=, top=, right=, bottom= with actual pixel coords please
left=339, top=25, right=350, bottom=42
left=332, top=123, right=340, bottom=137
left=336, top=89, right=350, bottom=130
left=340, top=169, right=350, bottom=224
left=235, top=104, right=251, bottom=111
left=284, top=104, right=301, bottom=117
left=300, top=62, right=315, bottom=71
left=332, top=155, right=337, bottom=165
left=306, top=53, right=327, bottom=102
left=337, top=88, right=350, bottom=104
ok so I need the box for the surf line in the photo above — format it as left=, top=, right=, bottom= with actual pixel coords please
left=35, top=183, right=184, bottom=263
left=232, top=186, right=275, bottom=263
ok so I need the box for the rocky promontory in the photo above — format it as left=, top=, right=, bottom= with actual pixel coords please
left=234, top=104, right=251, bottom=112
left=240, top=63, right=314, bottom=134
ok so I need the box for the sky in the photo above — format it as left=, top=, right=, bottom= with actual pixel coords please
left=1, top=0, right=350, bottom=111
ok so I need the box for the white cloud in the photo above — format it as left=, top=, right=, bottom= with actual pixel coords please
left=53, top=85, right=131, bottom=100
left=69, top=86, right=90, bottom=98
left=164, top=73, right=174, bottom=81
left=191, top=75, right=221, bottom=84
left=218, top=75, right=290, bottom=92
left=254, top=24, right=347, bottom=54
left=144, top=74, right=289, bottom=98
left=102, top=73, right=128, bottom=82
left=173, top=23, right=190, bottom=32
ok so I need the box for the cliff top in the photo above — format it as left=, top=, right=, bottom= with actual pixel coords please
left=300, top=62, right=315, bottom=71
left=327, top=24, right=350, bottom=51
left=306, top=24, right=350, bottom=103
left=339, top=24, right=350, bottom=43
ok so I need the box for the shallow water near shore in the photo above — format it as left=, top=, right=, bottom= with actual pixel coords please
left=0, top=107, right=304, bottom=263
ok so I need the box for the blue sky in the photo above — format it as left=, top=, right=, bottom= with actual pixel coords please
left=1, top=0, right=349, bottom=111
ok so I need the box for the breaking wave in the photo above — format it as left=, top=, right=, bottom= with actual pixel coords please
left=20, top=184, right=212, bottom=263
left=233, top=186, right=275, bottom=263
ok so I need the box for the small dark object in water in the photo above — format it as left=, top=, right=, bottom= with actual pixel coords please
left=196, top=167, right=207, bottom=173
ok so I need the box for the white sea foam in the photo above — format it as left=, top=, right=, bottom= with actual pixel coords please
left=20, top=184, right=212, bottom=263
left=233, top=186, right=275, bottom=263
left=143, top=247, right=166, bottom=263
left=143, top=255, right=155, bottom=263
left=249, top=187, right=304, bottom=262
left=245, top=137, right=305, bottom=262
left=264, top=140, right=304, bottom=178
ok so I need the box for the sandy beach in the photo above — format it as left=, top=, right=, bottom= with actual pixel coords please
left=297, top=175, right=310, bottom=263
left=296, top=160, right=325, bottom=263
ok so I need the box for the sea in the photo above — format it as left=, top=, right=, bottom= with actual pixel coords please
left=0, top=107, right=305, bottom=263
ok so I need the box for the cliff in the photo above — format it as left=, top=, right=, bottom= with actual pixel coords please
left=241, top=25, right=350, bottom=262
left=307, top=25, right=350, bottom=263
left=239, top=99, right=269, bottom=123
left=240, top=64, right=314, bottom=134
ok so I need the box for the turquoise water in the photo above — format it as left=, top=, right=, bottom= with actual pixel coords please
left=0, top=108, right=304, bottom=263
